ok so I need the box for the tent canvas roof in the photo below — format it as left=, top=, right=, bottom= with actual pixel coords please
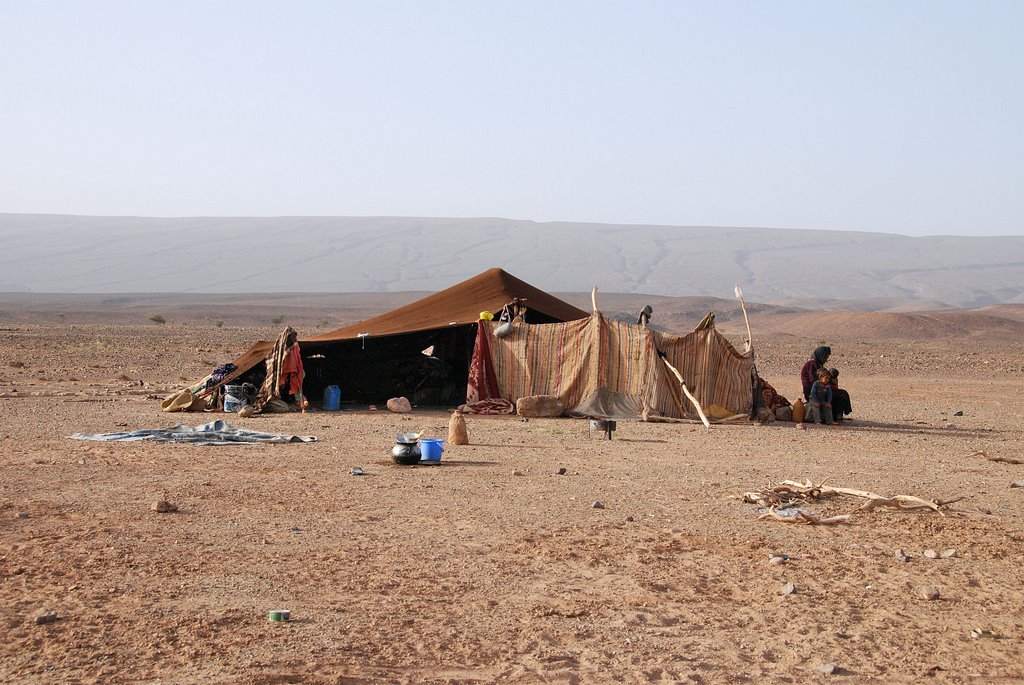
left=306, top=268, right=589, bottom=342
left=210, top=268, right=589, bottom=393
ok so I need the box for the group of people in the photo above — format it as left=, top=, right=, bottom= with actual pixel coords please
left=799, top=346, right=853, bottom=425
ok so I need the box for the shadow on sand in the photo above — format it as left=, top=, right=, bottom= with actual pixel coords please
left=790, top=418, right=998, bottom=439
left=374, top=459, right=498, bottom=468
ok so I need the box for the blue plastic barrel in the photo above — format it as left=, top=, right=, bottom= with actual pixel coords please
left=323, top=385, right=341, bottom=411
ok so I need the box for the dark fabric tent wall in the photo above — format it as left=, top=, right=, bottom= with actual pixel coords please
left=301, top=268, right=590, bottom=405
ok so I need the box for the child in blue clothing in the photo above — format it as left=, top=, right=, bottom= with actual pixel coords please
left=808, top=368, right=834, bottom=425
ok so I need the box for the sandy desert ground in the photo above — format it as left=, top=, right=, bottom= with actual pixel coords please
left=2, top=317, right=1023, bottom=684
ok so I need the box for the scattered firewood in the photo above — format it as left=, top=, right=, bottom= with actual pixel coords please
left=739, top=478, right=959, bottom=523
left=970, top=450, right=1023, bottom=465
left=758, top=506, right=851, bottom=525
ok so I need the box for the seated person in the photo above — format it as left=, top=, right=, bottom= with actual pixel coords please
left=808, top=369, right=834, bottom=425
left=829, top=368, right=853, bottom=422
left=801, top=346, right=832, bottom=400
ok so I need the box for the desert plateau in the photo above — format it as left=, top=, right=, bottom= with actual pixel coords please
left=2, top=299, right=1023, bottom=684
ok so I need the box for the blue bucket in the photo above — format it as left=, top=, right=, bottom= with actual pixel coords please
left=419, top=438, right=444, bottom=462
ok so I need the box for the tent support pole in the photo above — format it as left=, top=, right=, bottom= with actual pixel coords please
left=662, top=358, right=711, bottom=429
left=735, top=284, right=760, bottom=418
left=735, top=284, right=754, bottom=355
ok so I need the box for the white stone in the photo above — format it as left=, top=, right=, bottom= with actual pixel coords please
left=386, top=397, right=412, bottom=413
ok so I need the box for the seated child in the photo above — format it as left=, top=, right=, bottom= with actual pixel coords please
left=808, top=369, right=834, bottom=425
left=829, top=368, right=853, bottom=422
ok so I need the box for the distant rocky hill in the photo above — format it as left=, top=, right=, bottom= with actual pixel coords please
left=1, top=214, right=1022, bottom=308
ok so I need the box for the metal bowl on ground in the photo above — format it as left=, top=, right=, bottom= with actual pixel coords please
left=391, top=442, right=421, bottom=465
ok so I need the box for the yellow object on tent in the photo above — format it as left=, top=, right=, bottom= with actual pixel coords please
left=707, top=408, right=750, bottom=423
left=705, top=404, right=737, bottom=420
left=479, top=311, right=494, bottom=321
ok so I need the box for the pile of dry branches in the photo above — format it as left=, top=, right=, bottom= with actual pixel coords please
left=739, top=479, right=962, bottom=525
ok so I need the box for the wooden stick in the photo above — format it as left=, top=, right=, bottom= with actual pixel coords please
left=734, top=284, right=753, bottom=354
left=758, top=507, right=851, bottom=525
left=591, top=286, right=599, bottom=314
left=745, top=492, right=957, bottom=523
left=661, top=367, right=689, bottom=419
left=768, top=479, right=960, bottom=515
left=970, top=450, right=1023, bottom=465
left=661, top=358, right=711, bottom=428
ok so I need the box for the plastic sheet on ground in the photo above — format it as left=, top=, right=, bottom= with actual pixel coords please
left=68, top=420, right=316, bottom=445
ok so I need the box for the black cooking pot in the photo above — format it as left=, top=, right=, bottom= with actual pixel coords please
left=391, top=439, right=422, bottom=465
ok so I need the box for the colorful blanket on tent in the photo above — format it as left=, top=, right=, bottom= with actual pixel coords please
left=758, top=378, right=790, bottom=412
left=458, top=398, right=515, bottom=415
left=254, top=327, right=303, bottom=412
left=465, top=322, right=500, bottom=404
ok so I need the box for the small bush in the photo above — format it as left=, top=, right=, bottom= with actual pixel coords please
left=149, top=314, right=167, bottom=325
left=214, top=320, right=224, bottom=328
left=270, top=316, right=284, bottom=325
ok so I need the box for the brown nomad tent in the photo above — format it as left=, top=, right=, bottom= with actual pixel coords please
left=200, top=267, right=759, bottom=419
left=211, top=268, right=590, bottom=406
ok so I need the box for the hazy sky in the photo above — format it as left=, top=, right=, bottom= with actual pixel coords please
left=2, top=1, right=1021, bottom=235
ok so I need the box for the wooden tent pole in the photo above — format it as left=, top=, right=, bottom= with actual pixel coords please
left=735, top=284, right=761, bottom=419
left=591, top=286, right=599, bottom=314
left=735, top=284, right=753, bottom=354
left=662, top=357, right=711, bottom=429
